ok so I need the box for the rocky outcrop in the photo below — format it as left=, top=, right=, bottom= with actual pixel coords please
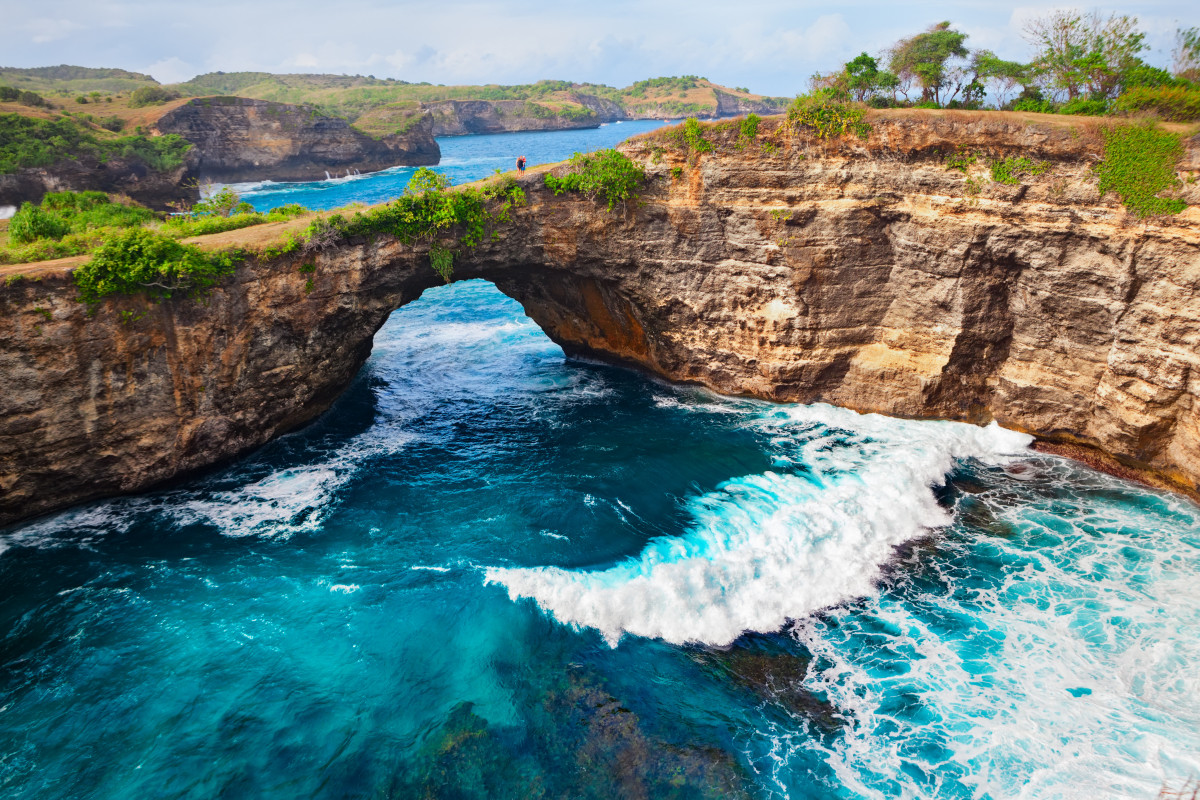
left=155, top=96, right=440, bottom=182
left=422, top=97, right=619, bottom=136
left=713, top=90, right=786, bottom=117
left=2, top=112, right=1200, bottom=526
left=0, top=156, right=193, bottom=210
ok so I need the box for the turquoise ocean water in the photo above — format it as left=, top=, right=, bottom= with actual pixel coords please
left=1, top=125, right=1198, bottom=799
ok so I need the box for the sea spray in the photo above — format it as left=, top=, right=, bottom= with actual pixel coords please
left=486, top=405, right=1032, bottom=646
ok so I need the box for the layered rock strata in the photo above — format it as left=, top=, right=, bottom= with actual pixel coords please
left=155, top=96, right=440, bottom=182
left=2, top=113, right=1199, bottom=526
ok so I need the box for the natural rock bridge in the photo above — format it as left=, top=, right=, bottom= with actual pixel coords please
left=3, top=114, right=1200, bottom=526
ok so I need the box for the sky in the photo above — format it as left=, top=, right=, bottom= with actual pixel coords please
left=1, top=0, right=1195, bottom=94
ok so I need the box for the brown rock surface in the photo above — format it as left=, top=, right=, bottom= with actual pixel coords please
left=0, top=155, right=193, bottom=211
left=2, top=112, right=1199, bottom=526
left=155, top=96, right=440, bottom=182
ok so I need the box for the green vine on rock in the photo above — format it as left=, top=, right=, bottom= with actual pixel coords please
left=272, top=168, right=526, bottom=282
left=543, top=149, right=646, bottom=213
left=990, top=156, right=1050, bottom=185
left=1095, top=124, right=1187, bottom=217
left=944, top=147, right=977, bottom=174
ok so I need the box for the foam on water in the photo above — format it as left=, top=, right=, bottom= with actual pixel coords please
left=487, top=404, right=1032, bottom=646
left=744, top=457, right=1200, bottom=800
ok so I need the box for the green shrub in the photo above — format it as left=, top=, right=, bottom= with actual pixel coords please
left=8, top=191, right=156, bottom=248
left=73, top=228, right=238, bottom=306
left=0, top=85, right=50, bottom=108
left=1095, top=124, right=1187, bottom=217
left=682, top=117, right=713, bottom=153
left=787, top=91, right=871, bottom=139
left=1111, top=86, right=1200, bottom=122
left=990, top=156, right=1050, bottom=185
left=129, top=86, right=180, bottom=108
left=161, top=201, right=308, bottom=237
left=740, top=113, right=760, bottom=141
left=262, top=168, right=526, bottom=281
left=543, top=149, right=646, bottom=212
left=107, top=133, right=191, bottom=171
left=1012, top=98, right=1056, bottom=114
left=9, top=203, right=71, bottom=243
left=1059, top=97, right=1109, bottom=116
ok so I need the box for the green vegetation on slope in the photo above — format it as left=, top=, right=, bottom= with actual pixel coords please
left=170, top=72, right=786, bottom=124
left=0, top=65, right=158, bottom=95
left=0, top=113, right=191, bottom=174
left=786, top=91, right=871, bottom=138
left=544, top=150, right=647, bottom=211
left=64, top=169, right=527, bottom=306
left=1095, top=124, right=1188, bottom=216
left=73, top=228, right=239, bottom=307
left=0, top=189, right=307, bottom=265
left=263, top=168, right=527, bottom=282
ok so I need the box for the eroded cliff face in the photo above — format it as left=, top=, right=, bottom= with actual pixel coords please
left=421, top=98, right=619, bottom=136
left=2, top=112, right=1199, bottom=526
left=0, top=155, right=193, bottom=211
left=155, top=97, right=440, bottom=182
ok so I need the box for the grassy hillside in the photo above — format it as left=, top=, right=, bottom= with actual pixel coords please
left=171, top=72, right=787, bottom=123
left=0, top=66, right=159, bottom=95
left=0, top=66, right=790, bottom=140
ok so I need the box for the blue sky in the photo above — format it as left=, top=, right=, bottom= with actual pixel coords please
left=1, top=0, right=1195, bottom=94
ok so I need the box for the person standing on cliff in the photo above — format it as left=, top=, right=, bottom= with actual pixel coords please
left=516, top=155, right=526, bottom=173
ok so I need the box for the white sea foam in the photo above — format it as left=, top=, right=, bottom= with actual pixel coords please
left=168, top=427, right=414, bottom=538
left=777, top=462, right=1200, bottom=800
left=487, top=404, right=1031, bottom=646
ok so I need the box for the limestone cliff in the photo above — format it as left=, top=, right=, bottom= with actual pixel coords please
left=2, top=111, right=1199, bottom=526
left=0, top=155, right=193, bottom=211
left=155, top=97, right=440, bottom=182
left=421, top=97, right=621, bottom=136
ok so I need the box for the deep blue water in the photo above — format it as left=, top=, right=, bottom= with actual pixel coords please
left=2, top=126, right=1199, bottom=799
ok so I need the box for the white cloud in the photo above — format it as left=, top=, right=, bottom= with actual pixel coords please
left=2, top=0, right=1195, bottom=94
left=23, top=16, right=83, bottom=43
left=143, top=56, right=195, bottom=84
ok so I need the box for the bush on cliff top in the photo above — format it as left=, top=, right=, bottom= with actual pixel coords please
left=73, top=228, right=238, bottom=306
left=544, top=149, right=646, bottom=212
left=1110, top=85, right=1200, bottom=122
left=0, top=189, right=307, bottom=266
left=787, top=90, right=871, bottom=139
left=261, top=168, right=527, bottom=283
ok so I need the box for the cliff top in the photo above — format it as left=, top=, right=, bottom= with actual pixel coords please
left=4, top=110, right=1198, bottom=282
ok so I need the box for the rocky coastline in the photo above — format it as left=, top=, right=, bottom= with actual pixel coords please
left=1, top=112, right=1198, bottom=526
left=154, top=96, right=440, bottom=183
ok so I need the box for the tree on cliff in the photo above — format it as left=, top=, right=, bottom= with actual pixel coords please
left=843, top=53, right=900, bottom=102
left=888, top=22, right=970, bottom=104
left=1174, top=27, right=1200, bottom=83
left=1022, top=10, right=1147, bottom=100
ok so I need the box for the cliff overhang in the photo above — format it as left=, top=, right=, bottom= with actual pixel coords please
left=2, top=111, right=1199, bottom=526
